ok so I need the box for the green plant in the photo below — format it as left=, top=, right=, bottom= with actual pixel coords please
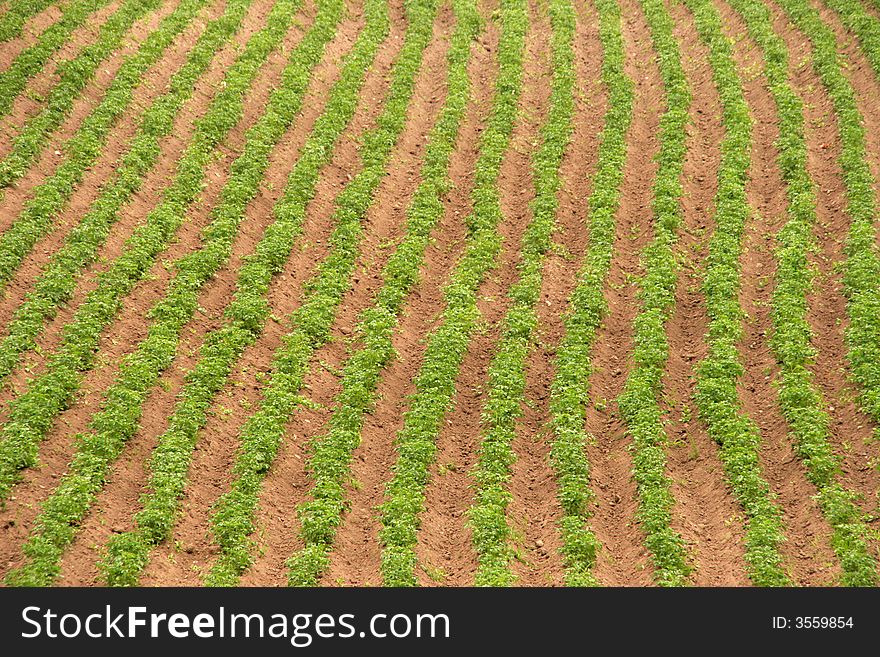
left=374, top=0, right=528, bottom=588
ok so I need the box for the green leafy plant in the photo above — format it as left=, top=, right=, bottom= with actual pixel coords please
left=373, top=0, right=528, bottom=588
left=547, top=0, right=633, bottom=587
left=468, top=0, right=575, bottom=587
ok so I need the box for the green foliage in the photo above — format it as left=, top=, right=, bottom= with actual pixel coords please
left=789, top=0, right=880, bottom=452
left=747, top=0, right=877, bottom=585
left=0, top=0, right=59, bottom=42
left=0, top=0, right=217, bottom=384
left=207, top=0, right=480, bottom=587
left=1, top=0, right=262, bottom=587
left=0, top=0, right=111, bottom=118
left=467, top=0, right=574, bottom=587
left=0, top=0, right=304, bottom=509
left=684, top=0, right=789, bottom=586
left=547, top=0, right=633, bottom=587
left=100, top=0, right=439, bottom=586
left=93, top=0, right=362, bottom=586
left=0, top=0, right=164, bottom=190
left=616, top=0, right=692, bottom=587
left=372, top=0, right=527, bottom=588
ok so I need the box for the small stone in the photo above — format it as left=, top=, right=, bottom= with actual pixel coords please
left=535, top=539, right=544, bottom=548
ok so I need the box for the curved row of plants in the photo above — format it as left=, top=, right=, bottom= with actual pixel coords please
left=729, top=0, right=876, bottom=587
left=370, top=0, right=527, bottom=588
left=684, top=0, right=789, bottom=586
left=102, top=0, right=440, bottom=586
left=546, top=0, right=632, bottom=587
left=0, top=0, right=306, bottom=504
left=0, top=0, right=164, bottom=188
left=467, top=0, right=574, bottom=587
left=0, top=0, right=70, bottom=41
left=0, top=0, right=60, bottom=42
left=616, top=0, right=692, bottom=587
left=0, top=0, right=221, bottom=382
left=0, top=0, right=112, bottom=121
left=795, top=0, right=880, bottom=441
left=209, top=0, right=481, bottom=587
left=2, top=0, right=308, bottom=587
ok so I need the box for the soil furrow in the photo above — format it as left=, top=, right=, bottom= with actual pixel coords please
left=316, top=2, right=489, bottom=588
left=583, top=0, right=660, bottom=588
left=714, top=0, right=838, bottom=587
left=504, top=0, right=605, bottom=587
left=0, top=2, right=64, bottom=64
left=639, top=0, right=750, bottom=587
left=0, top=0, right=224, bottom=336
left=206, top=0, right=409, bottom=588
left=146, top=0, right=451, bottom=587
left=0, top=0, right=284, bottom=418
left=33, top=0, right=323, bottom=585
left=0, top=0, right=163, bottom=188
left=0, top=2, right=122, bottom=157
left=0, top=0, right=270, bottom=579
left=407, top=0, right=547, bottom=588
left=774, top=0, right=880, bottom=548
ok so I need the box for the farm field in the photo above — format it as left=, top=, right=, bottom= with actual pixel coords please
left=0, top=0, right=877, bottom=588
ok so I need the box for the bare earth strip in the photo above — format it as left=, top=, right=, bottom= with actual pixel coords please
left=653, top=0, right=750, bottom=587
left=148, top=0, right=453, bottom=587
left=0, top=0, right=265, bottom=578
left=44, top=0, right=323, bottom=585
left=0, top=0, right=286, bottom=420
left=505, top=0, right=606, bottom=587
left=0, top=1, right=123, bottom=158
left=584, top=0, right=660, bottom=588
left=220, top=0, right=408, bottom=588
left=409, top=0, right=548, bottom=587
left=324, top=1, right=493, bottom=588
left=0, top=0, right=225, bottom=338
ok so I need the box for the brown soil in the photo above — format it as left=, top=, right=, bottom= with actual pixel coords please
left=148, top=0, right=453, bottom=586
left=0, top=0, right=223, bottom=341
left=504, top=0, right=606, bottom=587
left=322, top=1, right=488, bottom=588
left=0, top=0, right=251, bottom=580
left=0, top=2, right=64, bottom=65
left=49, top=0, right=322, bottom=585
left=581, top=0, right=661, bottom=588
left=1, top=0, right=878, bottom=588
left=652, top=0, right=751, bottom=587
left=719, top=0, right=840, bottom=586
left=0, top=1, right=124, bottom=160
left=773, top=0, right=880, bottom=563
left=227, top=0, right=415, bottom=587
left=407, top=0, right=549, bottom=587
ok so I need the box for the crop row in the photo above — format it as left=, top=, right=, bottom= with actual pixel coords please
left=616, top=0, right=692, bottom=587
left=205, top=0, right=435, bottom=587
left=89, top=0, right=357, bottom=584
left=0, top=0, right=164, bottom=189
left=729, top=0, right=876, bottom=586
left=685, top=0, right=789, bottom=586
left=546, top=0, right=632, bottom=587
left=0, top=0, right=111, bottom=121
left=93, top=0, right=386, bottom=586
left=0, top=0, right=218, bottom=383
left=106, top=0, right=440, bottom=586
left=0, top=0, right=58, bottom=42
left=0, top=0, right=304, bottom=504
left=467, top=0, right=574, bottom=587
left=3, top=0, right=320, bottom=587
left=798, top=0, right=880, bottom=441
left=226, top=0, right=481, bottom=587
left=373, top=0, right=527, bottom=588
